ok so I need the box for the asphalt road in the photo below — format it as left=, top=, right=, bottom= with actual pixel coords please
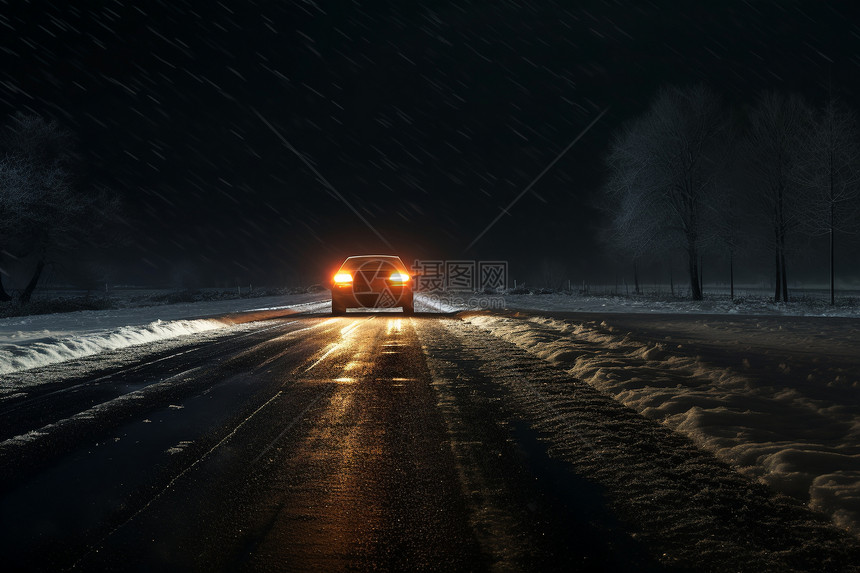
left=1, top=310, right=858, bottom=572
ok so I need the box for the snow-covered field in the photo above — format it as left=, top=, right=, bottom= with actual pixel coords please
left=414, top=287, right=860, bottom=317
left=502, top=290, right=860, bottom=317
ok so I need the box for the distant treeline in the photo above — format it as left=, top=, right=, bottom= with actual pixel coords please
left=601, top=85, right=860, bottom=303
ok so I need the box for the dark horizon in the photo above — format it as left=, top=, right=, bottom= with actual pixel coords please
left=2, top=1, right=860, bottom=290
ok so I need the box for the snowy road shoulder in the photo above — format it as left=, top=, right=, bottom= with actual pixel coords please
left=0, top=294, right=330, bottom=378
left=460, top=311, right=860, bottom=537
left=0, top=318, right=227, bottom=376
left=500, top=291, right=860, bottom=318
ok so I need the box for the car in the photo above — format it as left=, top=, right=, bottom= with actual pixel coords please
left=330, top=255, right=414, bottom=315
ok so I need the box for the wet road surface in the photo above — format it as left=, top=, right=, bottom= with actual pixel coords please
left=1, top=311, right=858, bottom=571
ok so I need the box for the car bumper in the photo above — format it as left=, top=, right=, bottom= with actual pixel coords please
left=331, top=287, right=412, bottom=308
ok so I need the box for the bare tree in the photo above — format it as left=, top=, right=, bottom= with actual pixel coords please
left=793, top=97, right=860, bottom=305
left=709, top=179, right=746, bottom=300
left=1, top=114, right=77, bottom=303
left=0, top=113, right=119, bottom=304
left=0, top=153, right=36, bottom=300
left=741, top=91, right=811, bottom=302
left=703, top=107, right=749, bottom=301
left=602, top=164, right=667, bottom=294
left=603, top=84, right=728, bottom=300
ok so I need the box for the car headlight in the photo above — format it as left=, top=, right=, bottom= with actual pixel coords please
left=388, top=272, right=410, bottom=285
left=333, top=272, right=353, bottom=286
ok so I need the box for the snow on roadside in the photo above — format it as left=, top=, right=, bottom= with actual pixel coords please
left=500, top=291, right=860, bottom=317
left=0, top=292, right=327, bottom=343
left=462, top=313, right=860, bottom=536
left=0, top=293, right=329, bottom=375
left=0, top=318, right=226, bottom=375
left=414, top=292, right=465, bottom=313
left=415, top=288, right=860, bottom=317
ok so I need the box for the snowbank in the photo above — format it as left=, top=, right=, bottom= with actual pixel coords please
left=0, top=293, right=329, bottom=375
left=0, top=318, right=226, bottom=375
left=462, top=313, right=860, bottom=536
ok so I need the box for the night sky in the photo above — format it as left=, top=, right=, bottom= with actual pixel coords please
left=2, top=1, right=859, bottom=287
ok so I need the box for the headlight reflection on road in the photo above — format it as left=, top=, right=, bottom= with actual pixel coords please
left=382, top=318, right=406, bottom=354
left=340, top=320, right=364, bottom=338
left=386, top=318, right=403, bottom=335
left=342, top=360, right=361, bottom=371
left=305, top=319, right=370, bottom=373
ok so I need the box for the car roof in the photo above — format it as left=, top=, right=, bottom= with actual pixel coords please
left=339, top=255, right=407, bottom=269
left=344, top=254, right=401, bottom=259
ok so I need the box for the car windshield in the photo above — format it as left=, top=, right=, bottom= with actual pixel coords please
left=339, top=256, right=407, bottom=272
